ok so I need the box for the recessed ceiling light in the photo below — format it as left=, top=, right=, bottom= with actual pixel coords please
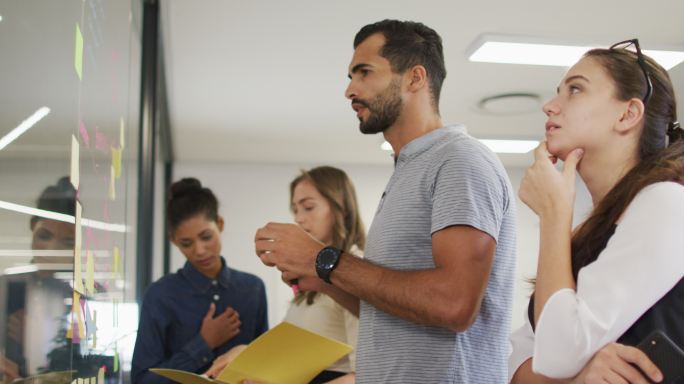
left=381, top=139, right=538, bottom=154
left=467, top=34, right=684, bottom=70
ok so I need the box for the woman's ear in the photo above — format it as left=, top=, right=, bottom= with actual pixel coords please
left=616, top=98, right=646, bottom=134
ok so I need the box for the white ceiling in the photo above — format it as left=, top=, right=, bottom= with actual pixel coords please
left=161, top=0, right=684, bottom=167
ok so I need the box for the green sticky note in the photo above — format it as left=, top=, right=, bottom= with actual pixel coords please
left=75, top=24, right=83, bottom=80
left=113, top=351, right=119, bottom=372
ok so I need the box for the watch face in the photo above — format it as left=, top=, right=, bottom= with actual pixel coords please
left=316, top=246, right=341, bottom=283
left=318, top=248, right=338, bottom=268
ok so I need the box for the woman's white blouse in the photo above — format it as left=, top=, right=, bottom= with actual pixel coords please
left=508, top=181, right=684, bottom=381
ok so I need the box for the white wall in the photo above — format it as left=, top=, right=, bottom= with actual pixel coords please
left=171, top=160, right=593, bottom=331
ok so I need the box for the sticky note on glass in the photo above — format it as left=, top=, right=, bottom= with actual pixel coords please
left=113, top=246, right=121, bottom=274
left=74, top=202, right=85, bottom=294
left=109, top=165, right=116, bottom=201
left=120, top=117, right=125, bottom=149
left=111, top=147, right=122, bottom=178
left=75, top=24, right=83, bottom=80
left=69, top=291, right=86, bottom=340
left=70, top=135, right=80, bottom=189
left=86, top=249, right=95, bottom=294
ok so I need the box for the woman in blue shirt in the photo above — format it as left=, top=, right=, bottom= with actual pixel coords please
left=131, top=178, right=268, bottom=383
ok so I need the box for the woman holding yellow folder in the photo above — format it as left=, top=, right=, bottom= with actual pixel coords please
left=206, top=166, right=363, bottom=384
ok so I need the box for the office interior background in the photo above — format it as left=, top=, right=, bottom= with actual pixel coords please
left=1, top=0, right=683, bottom=381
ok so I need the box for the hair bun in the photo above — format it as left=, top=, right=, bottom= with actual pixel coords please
left=170, top=178, right=203, bottom=200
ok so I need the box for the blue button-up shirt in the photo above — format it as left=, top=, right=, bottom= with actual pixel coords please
left=131, top=258, right=268, bottom=383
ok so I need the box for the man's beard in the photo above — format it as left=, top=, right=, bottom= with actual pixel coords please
left=356, top=79, right=403, bottom=134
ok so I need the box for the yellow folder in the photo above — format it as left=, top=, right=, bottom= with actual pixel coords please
left=151, top=322, right=352, bottom=384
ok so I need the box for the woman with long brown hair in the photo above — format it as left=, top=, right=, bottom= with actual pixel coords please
left=283, top=166, right=365, bottom=383
left=509, top=39, right=684, bottom=383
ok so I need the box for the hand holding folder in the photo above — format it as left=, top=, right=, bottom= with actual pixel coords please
left=151, top=322, right=352, bottom=384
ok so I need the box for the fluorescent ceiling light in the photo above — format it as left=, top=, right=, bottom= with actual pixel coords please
left=0, top=200, right=128, bottom=233
left=3, top=265, right=39, bottom=275
left=381, top=139, right=538, bottom=154
left=467, top=34, right=684, bottom=70
left=0, top=107, right=51, bottom=150
left=479, top=139, right=538, bottom=154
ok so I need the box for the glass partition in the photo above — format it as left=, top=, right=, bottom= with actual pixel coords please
left=0, top=0, right=141, bottom=382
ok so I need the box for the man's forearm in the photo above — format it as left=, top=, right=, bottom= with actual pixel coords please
left=319, top=282, right=360, bottom=317
left=330, top=253, right=479, bottom=332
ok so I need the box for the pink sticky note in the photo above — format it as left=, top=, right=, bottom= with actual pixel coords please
left=79, top=118, right=90, bottom=147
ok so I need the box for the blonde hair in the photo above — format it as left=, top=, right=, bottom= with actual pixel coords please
left=290, top=166, right=366, bottom=304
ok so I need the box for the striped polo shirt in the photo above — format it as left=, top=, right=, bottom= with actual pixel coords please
left=356, top=124, right=516, bottom=383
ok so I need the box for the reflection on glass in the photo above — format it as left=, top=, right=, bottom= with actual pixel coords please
left=0, top=0, right=141, bottom=382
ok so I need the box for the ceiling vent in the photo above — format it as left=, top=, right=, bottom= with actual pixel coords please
left=476, top=92, right=541, bottom=115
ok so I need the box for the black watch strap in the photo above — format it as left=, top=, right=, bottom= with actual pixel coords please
left=315, top=246, right=342, bottom=284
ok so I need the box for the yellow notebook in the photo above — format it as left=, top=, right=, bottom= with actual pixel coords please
left=151, top=322, right=352, bottom=384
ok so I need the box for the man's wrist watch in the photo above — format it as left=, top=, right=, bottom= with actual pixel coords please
left=315, top=246, right=342, bottom=284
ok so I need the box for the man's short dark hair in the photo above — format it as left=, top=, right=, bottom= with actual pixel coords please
left=354, top=19, right=447, bottom=111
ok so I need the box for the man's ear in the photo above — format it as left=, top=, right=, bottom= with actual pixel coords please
left=616, top=98, right=646, bottom=134
left=406, top=65, right=427, bottom=93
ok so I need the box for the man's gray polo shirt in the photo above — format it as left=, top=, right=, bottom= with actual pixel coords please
left=356, top=125, right=516, bottom=383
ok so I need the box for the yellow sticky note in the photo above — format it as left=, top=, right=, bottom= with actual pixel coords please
left=75, top=24, right=83, bottom=80
left=109, top=165, right=116, bottom=201
left=86, top=249, right=95, bottom=294
left=92, top=310, right=97, bottom=349
left=113, top=350, right=119, bottom=372
left=120, top=117, right=125, bottom=149
left=98, top=367, right=105, bottom=384
left=71, top=291, right=85, bottom=339
left=70, top=135, right=80, bottom=189
left=111, top=147, right=122, bottom=178
left=113, top=246, right=121, bottom=274
left=66, top=321, right=74, bottom=339
left=77, top=305, right=86, bottom=340
left=74, top=202, right=85, bottom=294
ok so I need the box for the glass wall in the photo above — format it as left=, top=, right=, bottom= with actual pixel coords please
left=0, top=0, right=141, bottom=382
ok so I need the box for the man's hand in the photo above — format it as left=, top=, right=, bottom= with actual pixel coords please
left=254, top=223, right=324, bottom=279
left=572, top=343, right=662, bottom=384
left=283, top=276, right=326, bottom=293
left=200, top=303, right=241, bottom=349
